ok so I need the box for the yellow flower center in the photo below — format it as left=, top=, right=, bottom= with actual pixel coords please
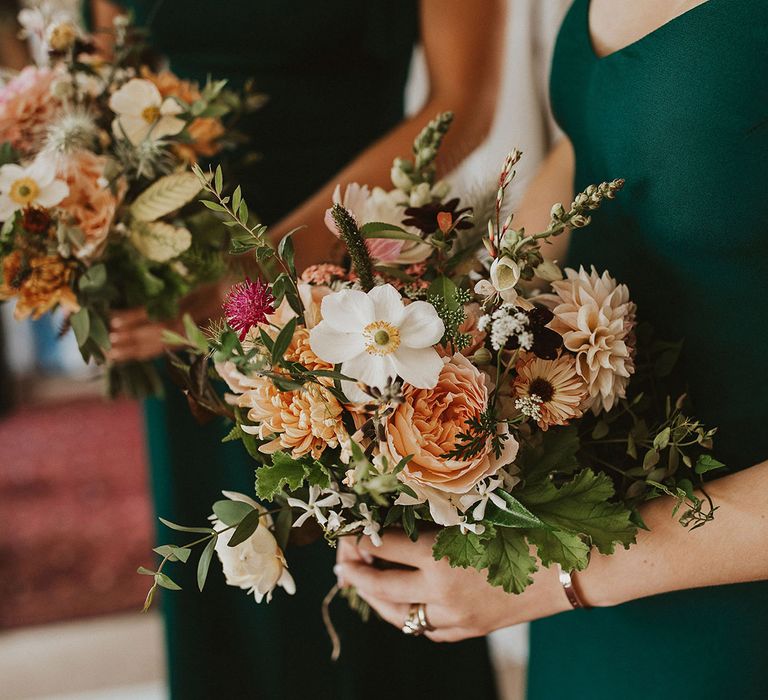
left=9, top=177, right=40, bottom=205
left=142, top=105, right=161, bottom=123
left=363, top=321, right=401, bottom=356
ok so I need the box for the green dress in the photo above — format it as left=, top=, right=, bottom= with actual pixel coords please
left=123, top=2, right=497, bottom=698
left=529, top=1, right=768, bottom=698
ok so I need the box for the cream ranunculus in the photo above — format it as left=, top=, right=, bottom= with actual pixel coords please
left=211, top=491, right=295, bottom=603
left=385, top=353, right=519, bottom=496
left=0, top=157, right=68, bottom=221
left=309, top=284, right=445, bottom=397
left=109, top=78, right=185, bottom=145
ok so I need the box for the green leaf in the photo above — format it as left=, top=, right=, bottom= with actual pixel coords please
left=131, top=171, right=202, bottom=222
left=643, top=449, right=660, bottom=471
left=527, top=529, right=590, bottom=571
left=304, top=461, right=331, bottom=489
left=427, top=276, right=459, bottom=311
left=255, top=451, right=308, bottom=499
left=516, top=426, right=580, bottom=481
left=591, top=420, right=610, bottom=440
left=153, top=545, right=192, bottom=563
left=653, top=427, right=671, bottom=450
left=137, top=566, right=156, bottom=576
left=478, top=528, right=538, bottom=594
left=433, top=526, right=486, bottom=569
left=402, top=507, right=417, bottom=541
left=154, top=572, right=182, bottom=591
left=70, top=307, right=90, bottom=347
left=214, top=165, right=223, bottom=195
left=231, top=185, right=242, bottom=214
left=212, top=499, right=254, bottom=526
left=227, top=508, right=261, bottom=547
left=197, top=537, right=217, bottom=592
left=518, top=469, right=637, bottom=555
left=200, top=199, right=226, bottom=212
left=360, top=222, right=423, bottom=243
left=383, top=505, right=404, bottom=528
left=79, top=264, right=107, bottom=293
left=158, top=517, right=213, bottom=534
left=89, top=314, right=110, bottom=350
left=484, top=491, right=550, bottom=530
left=271, top=317, right=297, bottom=365
left=183, top=314, right=209, bottom=353
left=694, top=454, right=726, bottom=475
left=277, top=230, right=297, bottom=275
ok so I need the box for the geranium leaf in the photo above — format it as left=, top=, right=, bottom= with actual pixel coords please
left=484, top=491, right=550, bottom=529
left=515, top=426, right=580, bottom=481
left=478, top=528, right=538, bottom=594
left=255, top=451, right=308, bottom=499
left=433, top=526, right=486, bottom=569
left=527, top=529, right=590, bottom=571
left=518, top=469, right=637, bottom=555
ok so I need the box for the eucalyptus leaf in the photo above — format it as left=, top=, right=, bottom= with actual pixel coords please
left=227, top=508, right=262, bottom=547
left=197, top=537, right=217, bottom=592
left=154, top=572, right=182, bottom=591
left=70, top=307, right=90, bottom=347
left=212, top=499, right=254, bottom=526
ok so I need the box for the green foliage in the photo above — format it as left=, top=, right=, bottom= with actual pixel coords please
left=526, top=529, right=590, bottom=571
left=227, top=508, right=262, bottom=547
left=433, top=526, right=486, bottom=569
left=478, top=528, right=538, bottom=594
left=255, top=451, right=329, bottom=500
left=516, top=426, right=580, bottom=482
left=518, top=469, right=637, bottom=555
left=212, top=499, right=254, bottom=526
left=484, top=491, right=549, bottom=530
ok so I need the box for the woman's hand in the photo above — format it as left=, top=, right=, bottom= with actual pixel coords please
left=335, top=531, right=571, bottom=642
left=108, top=280, right=228, bottom=363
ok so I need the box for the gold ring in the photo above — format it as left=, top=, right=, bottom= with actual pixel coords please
left=401, top=603, right=435, bottom=636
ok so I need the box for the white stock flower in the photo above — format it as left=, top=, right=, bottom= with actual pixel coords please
left=0, top=157, right=68, bottom=221
left=309, top=284, right=444, bottom=399
left=287, top=485, right=341, bottom=528
left=109, top=78, right=185, bottom=145
left=458, top=477, right=508, bottom=521
left=210, top=491, right=295, bottom=604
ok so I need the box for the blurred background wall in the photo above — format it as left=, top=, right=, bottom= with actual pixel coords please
left=0, top=2, right=567, bottom=698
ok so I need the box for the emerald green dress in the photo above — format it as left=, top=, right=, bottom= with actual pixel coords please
left=529, top=1, right=768, bottom=698
left=122, top=2, right=497, bottom=698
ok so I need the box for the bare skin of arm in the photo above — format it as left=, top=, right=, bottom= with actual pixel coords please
left=336, top=460, right=768, bottom=642
left=99, top=0, right=505, bottom=361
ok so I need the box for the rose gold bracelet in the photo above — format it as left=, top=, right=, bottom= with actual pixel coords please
left=557, top=565, right=591, bottom=609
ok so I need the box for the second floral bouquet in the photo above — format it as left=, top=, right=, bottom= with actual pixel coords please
left=144, top=113, right=723, bottom=618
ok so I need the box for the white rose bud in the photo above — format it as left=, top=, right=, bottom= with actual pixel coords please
left=211, top=492, right=296, bottom=603
left=534, top=260, right=563, bottom=282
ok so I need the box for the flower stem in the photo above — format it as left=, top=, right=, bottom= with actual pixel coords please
left=332, top=204, right=375, bottom=291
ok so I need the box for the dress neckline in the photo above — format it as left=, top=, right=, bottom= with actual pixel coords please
left=585, top=0, right=713, bottom=61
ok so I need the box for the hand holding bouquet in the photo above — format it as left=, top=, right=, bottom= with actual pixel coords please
left=143, top=114, right=722, bottom=642
left=0, top=10, right=253, bottom=396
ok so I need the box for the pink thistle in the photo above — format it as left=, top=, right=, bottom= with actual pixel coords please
left=223, top=277, right=275, bottom=341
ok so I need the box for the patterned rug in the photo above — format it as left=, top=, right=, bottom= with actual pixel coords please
left=0, top=398, right=153, bottom=628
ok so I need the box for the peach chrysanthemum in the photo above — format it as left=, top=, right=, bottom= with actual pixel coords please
left=0, top=66, right=60, bottom=155
left=57, top=151, right=124, bottom=262
left=542, top=266, right=636, bottom=413
left=237, top=378, right=348, bottom=460
left=512, top=353, right=588, bottom=431
left=284, top=326, right=333, bottom=373
left=0, top=251, right=79, bottom=320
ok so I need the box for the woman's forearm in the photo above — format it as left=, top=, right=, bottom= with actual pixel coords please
left=580, top=460, right=768, bottom=607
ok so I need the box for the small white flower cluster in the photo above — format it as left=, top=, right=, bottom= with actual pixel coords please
left=515, top=394, right=543, bottom=422
left=286, top=485, right=383, bottom=546
left=478, top=304, right=533, bottom=351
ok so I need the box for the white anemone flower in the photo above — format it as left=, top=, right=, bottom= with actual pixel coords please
left=0, top=158, right=68, bottom=221
left=109, top=78, right=185, bottom=145
left=309, top=284, right=444, bottom=397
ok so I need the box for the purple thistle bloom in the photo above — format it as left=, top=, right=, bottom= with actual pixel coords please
left=223, top=277, right=276, bottom=341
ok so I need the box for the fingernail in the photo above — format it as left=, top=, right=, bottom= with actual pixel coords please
left=360, top=550, right=374, bottom=565
left=333, top=564, right=344, bottom=576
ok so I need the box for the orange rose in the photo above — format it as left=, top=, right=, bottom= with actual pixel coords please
left=1, top=252, right=79, bottom=319
left=385, top=353, right=518, bottom=495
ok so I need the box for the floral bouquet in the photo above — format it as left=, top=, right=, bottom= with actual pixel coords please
left=0, top=9, right=253, bottom=396
left=143, top=113, right=722, bottom=635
